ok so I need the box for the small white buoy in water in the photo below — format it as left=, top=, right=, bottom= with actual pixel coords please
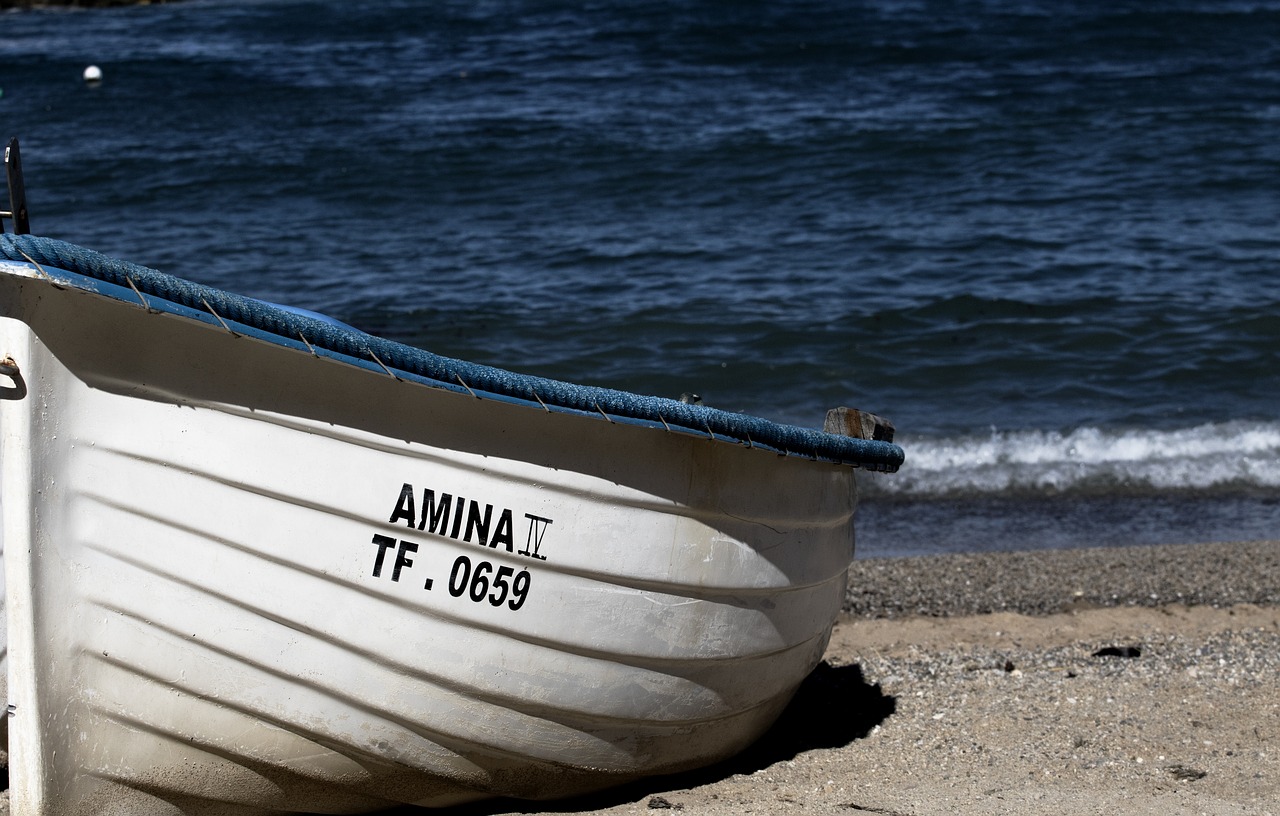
left=83, top=65, right=103, bottom=85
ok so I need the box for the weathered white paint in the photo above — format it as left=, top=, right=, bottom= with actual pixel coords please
left=0, top=259, right=859, bottom=815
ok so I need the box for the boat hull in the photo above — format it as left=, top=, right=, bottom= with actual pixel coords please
left=0, top=259, right=860, bottom=815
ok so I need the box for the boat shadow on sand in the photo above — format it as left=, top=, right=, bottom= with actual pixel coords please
left=427, top=661, right=897, bottom=815
left=0, top=663, right=893, bottom=814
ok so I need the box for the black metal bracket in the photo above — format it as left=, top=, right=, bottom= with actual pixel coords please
left=2, top=137, right=31, bottom=235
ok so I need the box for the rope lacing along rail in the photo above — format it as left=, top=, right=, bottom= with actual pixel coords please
left=0, top=233, right=905, bottom=472
left=201, top=297, right=240, bottom=337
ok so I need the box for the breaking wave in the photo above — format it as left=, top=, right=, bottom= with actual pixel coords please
left=868, top=421, right=1280, bottom=498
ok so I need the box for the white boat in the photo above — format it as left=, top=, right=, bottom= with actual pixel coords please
left=0, top=144, right=902, bottom=815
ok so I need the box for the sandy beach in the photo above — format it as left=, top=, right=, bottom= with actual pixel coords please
left=1, top=540, right=1276, bottom=816
left=448, top=540, right=1280, bottom=816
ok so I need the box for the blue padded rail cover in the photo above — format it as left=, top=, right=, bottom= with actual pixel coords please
left=1, top=234, right=903, bottom=471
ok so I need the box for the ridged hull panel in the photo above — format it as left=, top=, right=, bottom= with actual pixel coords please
left=1, top=268, right=857, bottom=815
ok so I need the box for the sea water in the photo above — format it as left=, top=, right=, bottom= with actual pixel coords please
left=2, top=0, right=1277, bottom=556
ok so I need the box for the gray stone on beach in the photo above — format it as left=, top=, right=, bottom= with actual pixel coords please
left=845, top=540, right=1280, bottom=618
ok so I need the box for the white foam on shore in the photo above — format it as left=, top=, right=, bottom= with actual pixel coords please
left=868, top=420, right=1280, bottom=497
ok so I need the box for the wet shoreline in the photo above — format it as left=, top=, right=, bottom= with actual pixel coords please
left=845, top=539, right=1280, bottom=618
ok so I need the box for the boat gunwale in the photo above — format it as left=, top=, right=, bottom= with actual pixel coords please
left=0, top=235, right=904, bottom=472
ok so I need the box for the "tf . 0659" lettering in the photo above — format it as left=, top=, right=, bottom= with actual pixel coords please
left=368, top=534, right=531, bottom=611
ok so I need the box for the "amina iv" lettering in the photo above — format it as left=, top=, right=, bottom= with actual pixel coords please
left=387, top=483, right=552, bottom=560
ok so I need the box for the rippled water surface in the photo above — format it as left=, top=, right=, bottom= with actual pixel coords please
left=3, top=0, right=1278, bottom=553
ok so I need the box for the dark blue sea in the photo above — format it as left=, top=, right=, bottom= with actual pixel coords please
left=3, top=0, right=1278, bottom=557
